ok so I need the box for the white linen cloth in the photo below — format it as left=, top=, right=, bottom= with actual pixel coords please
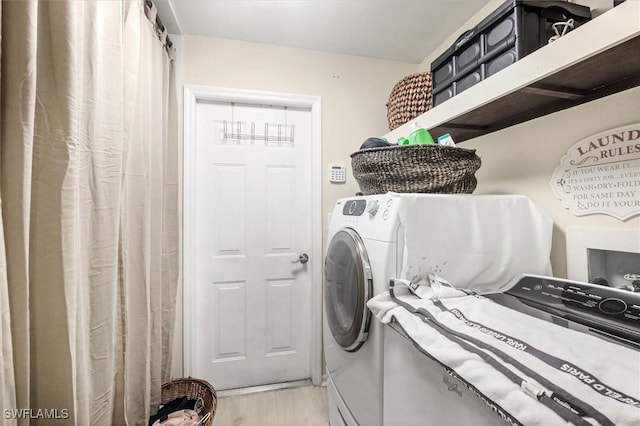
left=395, top=193, right=554, bottom=294
left=368, top=279, right=640, bottom=426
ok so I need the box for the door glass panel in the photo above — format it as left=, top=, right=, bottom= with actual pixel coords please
left=327, top=238, right=358, bottom=332
left=325, top=229, right=370, bottom=351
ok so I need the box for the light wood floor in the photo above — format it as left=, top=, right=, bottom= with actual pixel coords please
left=213, top=385, right=329, bottom=426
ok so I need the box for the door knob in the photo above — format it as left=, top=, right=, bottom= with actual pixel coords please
left=292, top=253, right=309, bottom=264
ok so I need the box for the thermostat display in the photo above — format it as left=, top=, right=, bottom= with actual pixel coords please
left=329, top=165, right=346, bottom=183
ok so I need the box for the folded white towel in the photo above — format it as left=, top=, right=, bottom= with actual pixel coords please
left=368, top=279, right=640, bottom=426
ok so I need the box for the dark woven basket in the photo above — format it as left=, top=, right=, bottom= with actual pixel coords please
left=160, top=378, right=217, bottom=425
left=386, top=72, right=433, bottom=131
left=351, top=144, right=481, bottom=195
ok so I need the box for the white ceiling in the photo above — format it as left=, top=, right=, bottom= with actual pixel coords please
left=156, top=0, right=492, bottom=64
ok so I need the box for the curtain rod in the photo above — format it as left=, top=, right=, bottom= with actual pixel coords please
left=144, top=0, right=174, bottom=50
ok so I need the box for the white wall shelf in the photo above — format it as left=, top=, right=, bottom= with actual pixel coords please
left=384, top=1, right=640, bottom=143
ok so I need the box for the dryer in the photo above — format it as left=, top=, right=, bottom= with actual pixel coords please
left=324, top=193, right=403, bottom=426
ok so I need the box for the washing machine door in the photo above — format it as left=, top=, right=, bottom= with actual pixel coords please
left=325, top=228, right=372, bottom=352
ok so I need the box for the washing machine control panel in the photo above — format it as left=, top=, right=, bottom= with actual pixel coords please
left=507, top=275, right=640, bottom=329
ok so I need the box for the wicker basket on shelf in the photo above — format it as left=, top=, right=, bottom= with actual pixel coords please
left=386, top=72, right=433, bottom=130
left=351, top=144, right=481, bottom=195
left=160, top=377, right=217, bottom=426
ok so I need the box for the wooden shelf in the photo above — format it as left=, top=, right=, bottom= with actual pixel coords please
left=384, top=1, right=640, bottom=144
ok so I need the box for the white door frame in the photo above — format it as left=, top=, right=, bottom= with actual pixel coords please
left=183, top=85, right=323, bottom=386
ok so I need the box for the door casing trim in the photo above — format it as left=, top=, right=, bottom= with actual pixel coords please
left=183, top=85, right=323, bottom=386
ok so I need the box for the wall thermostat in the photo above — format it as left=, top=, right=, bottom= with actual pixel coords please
left=329, top=165, right=346, bottom=183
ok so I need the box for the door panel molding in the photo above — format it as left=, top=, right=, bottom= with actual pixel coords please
left=183, top=85, right=323, bottom=386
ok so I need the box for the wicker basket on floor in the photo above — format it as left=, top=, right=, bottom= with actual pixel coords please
left=351, top=144, right=481, bottom=195
left=386, top=72, right=433, bottom=130
left=160, top=377, right=217, bottom=425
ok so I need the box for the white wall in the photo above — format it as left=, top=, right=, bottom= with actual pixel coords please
left=182, top=35, right=418, bottom=219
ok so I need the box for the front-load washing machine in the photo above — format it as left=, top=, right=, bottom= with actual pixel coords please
left=324, top=193, right=403, bottom=426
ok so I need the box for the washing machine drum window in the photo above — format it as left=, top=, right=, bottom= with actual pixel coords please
left=325, top=228, right=372, bottom=352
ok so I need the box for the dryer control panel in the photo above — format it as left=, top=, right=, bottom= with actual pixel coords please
left=331, top=195, right=401, bottom=243
left=507, top=274, right=640, bottom=344
left=342, top=199, right=367, bottom=216
left=341, top=197, right=396, bottom=220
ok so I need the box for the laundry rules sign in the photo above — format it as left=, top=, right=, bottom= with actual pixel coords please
left=551, top=123, right=640, bottom=220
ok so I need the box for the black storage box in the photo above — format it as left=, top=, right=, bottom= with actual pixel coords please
left=431, top=0, right=591, bottom=107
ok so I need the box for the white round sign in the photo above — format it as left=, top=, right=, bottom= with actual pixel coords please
left=550, top=123, right=640, bottom=220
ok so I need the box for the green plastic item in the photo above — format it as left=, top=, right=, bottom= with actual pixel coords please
left=408, top=128, right=435, bottom=145
left=397, top=130, right=435, bottom=145
left=396, top=123, right=436, bottom=146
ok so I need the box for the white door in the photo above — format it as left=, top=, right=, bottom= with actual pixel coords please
left=190, top=99, right=314, bottom=390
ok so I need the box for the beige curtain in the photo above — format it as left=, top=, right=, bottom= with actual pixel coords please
left=0, top=1, right=179, bottom=425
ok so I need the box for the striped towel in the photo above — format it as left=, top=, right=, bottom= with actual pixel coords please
left=368, top=277, right=640, bottom=426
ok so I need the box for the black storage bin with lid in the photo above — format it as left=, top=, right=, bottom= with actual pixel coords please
left=431, top=0, right=591, bottom=107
